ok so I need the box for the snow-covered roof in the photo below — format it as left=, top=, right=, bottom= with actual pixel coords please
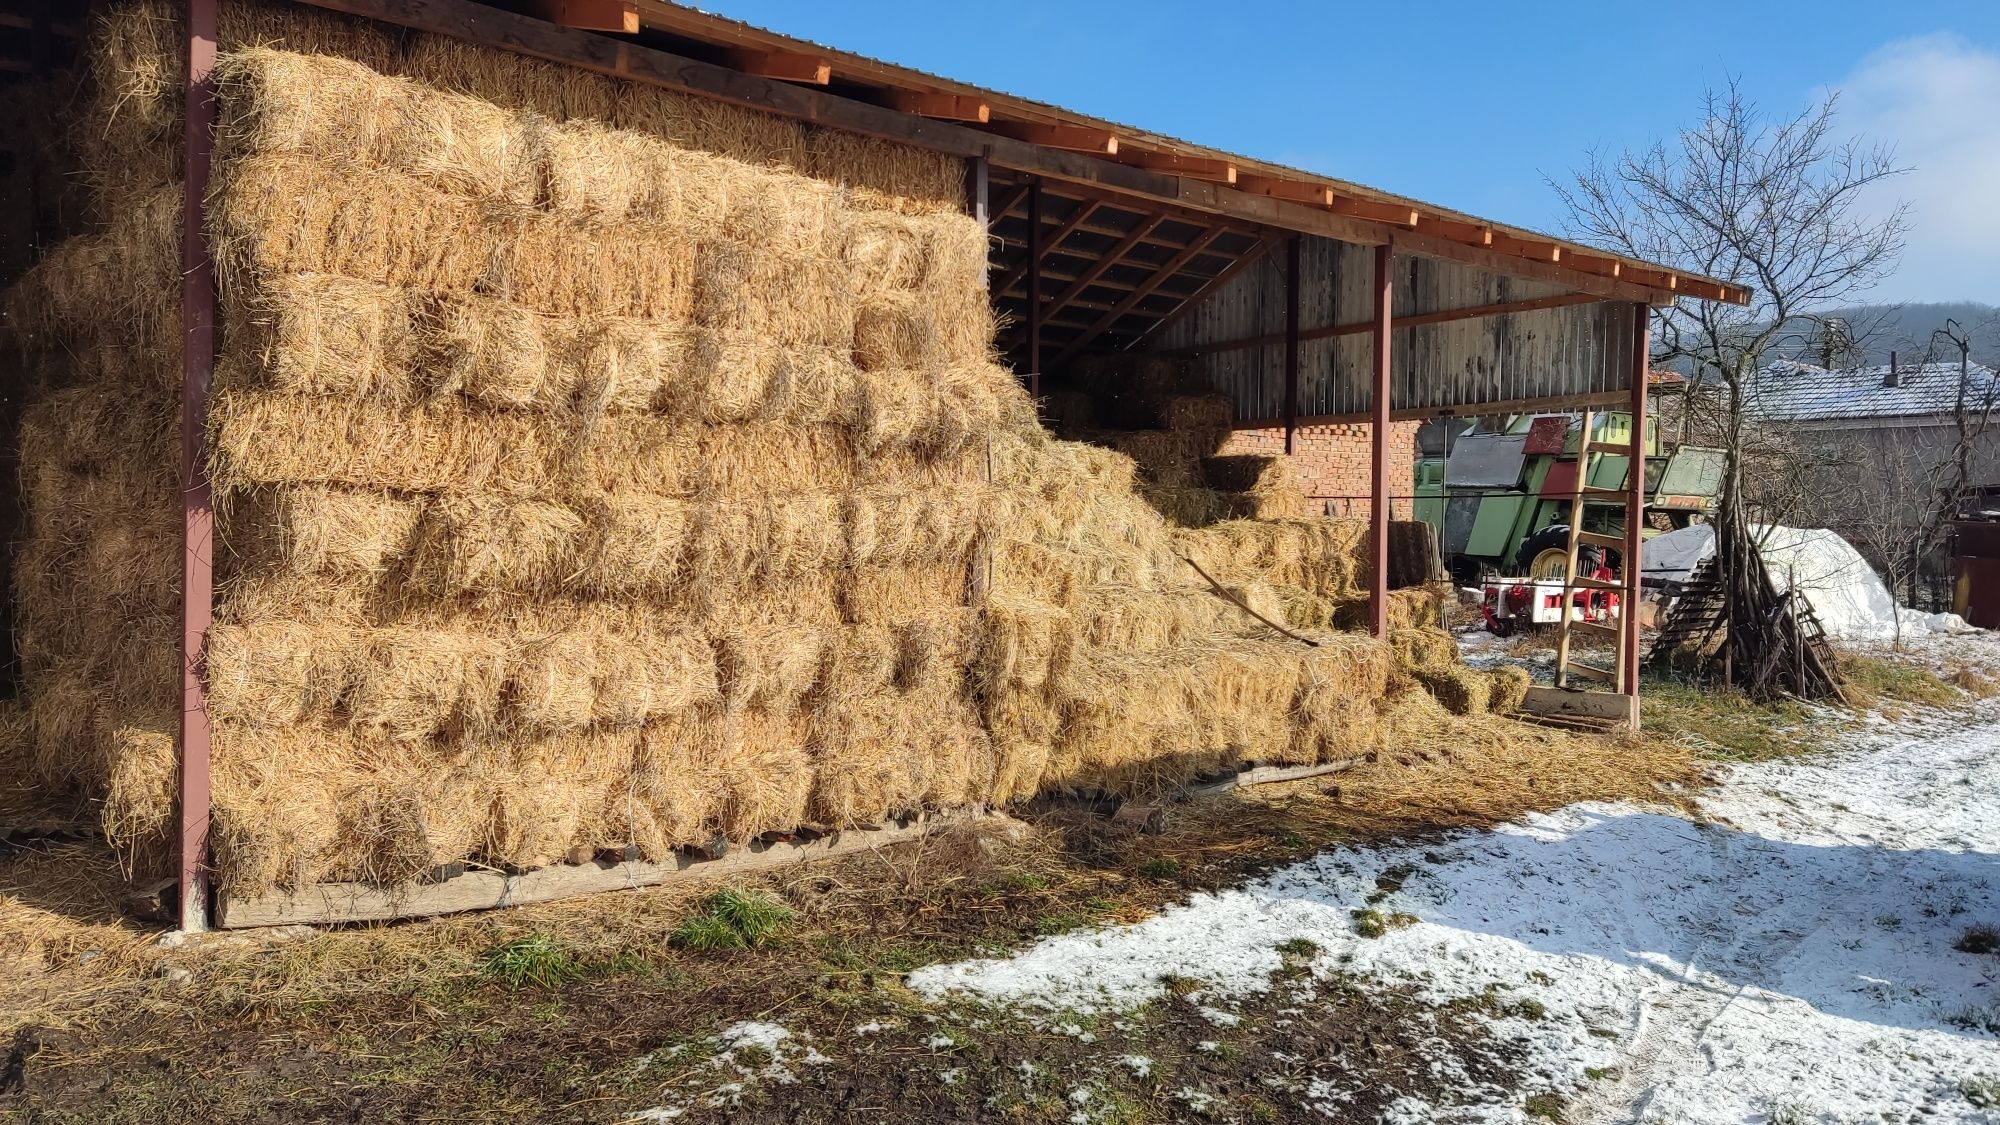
left=1743, top=359, right=2000, bottom=423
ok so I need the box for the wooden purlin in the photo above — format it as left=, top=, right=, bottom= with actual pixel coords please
left=1049, top=224, right=1231, bottom=365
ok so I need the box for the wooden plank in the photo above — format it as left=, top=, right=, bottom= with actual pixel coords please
left=1186, top=758, right=1364, bottom=799
left=220, top=812, right=999, bottom=928
left=726, top=48, right=830, bottom=84
left=883, top=89, right=990, bottom=122
left=984, top=121, right=1119, bottom=154
left=523, top=0, right=638, bottom=32
left=1491, top=232, right=1562, bottom=262
left=1283, top=233, right=1300, bottom=453
left=1395, top=228, right=1672, bottom=305
left=1369, top=241, right=1393, bottom=637
left=1333, top=196, right=1419, bottom=227
left=1236, top=174, right=1333, bottom=206
left=1564, top=252, right=1623, bottom=279
left=1520, top=687, right=1636, bottom=725
left=1416, top=216, right=1493, bottom=247
left=1024, top=213, right=1166, bottom=327
left=1115, top=152, right=1237, bottom=183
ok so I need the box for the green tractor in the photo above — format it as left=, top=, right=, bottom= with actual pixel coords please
left=1414, top=412, right=1723, bottom=586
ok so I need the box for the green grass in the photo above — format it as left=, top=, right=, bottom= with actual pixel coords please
left=1639, top=673, right=1827, bottom=761
left=1139, top=858, right=1181, bottom=879
left=1843, top=654, right=1962, bottom=709
left=671, top=888, right=795, bottom=952
left=479, top=934, right=585, bottom=990
left=1524, top=1091, right=1567, bottom=1120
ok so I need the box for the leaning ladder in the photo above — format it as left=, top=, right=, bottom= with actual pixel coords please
left=1553, top=410, right=1632, bottom=691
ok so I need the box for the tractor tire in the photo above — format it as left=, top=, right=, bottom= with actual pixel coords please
left=1514, top=524, right=1607, bottom=576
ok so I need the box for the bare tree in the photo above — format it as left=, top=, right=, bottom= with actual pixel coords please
left=1553, top=81, right=1910, bottom=695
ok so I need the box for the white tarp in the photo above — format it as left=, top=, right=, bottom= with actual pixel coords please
left=1639, top=524, right=1973, bottom=640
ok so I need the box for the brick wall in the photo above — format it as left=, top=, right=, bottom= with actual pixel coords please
left=1218, top=421, right=1421, bottom=521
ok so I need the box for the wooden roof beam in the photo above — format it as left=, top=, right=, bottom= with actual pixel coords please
left=991, top=199, right=1105, bottom=295
left=1113, top=152, right=1238, bottom=184
left=1004, top=213, right=1167, bottom=349
left=982, top=121, right=1120, bottom=155
left=1563, top=253, right=1623, bottom=280
left=1054, top=226, right=1232, bottom=365
left=1331, top=196, right=1420, bottom=228
left=524, top=0, right=639, bottom=33
left=882, top=90, right=990, bottom=123
left=726, top=48, right=830, bottom=84
left=1491, top=232, right=1562, bottom=263
left=1416, top=217, right=1493, bottom=248
left=1136, top=234, right=1285, bottom=346
left=1236, top=175, right=1334, bottom=206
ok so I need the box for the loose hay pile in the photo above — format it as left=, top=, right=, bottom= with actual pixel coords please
left=0, top=0, right=1517, bottom=897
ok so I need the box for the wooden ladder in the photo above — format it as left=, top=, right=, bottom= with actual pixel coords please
left=1647, top=555, right=1725, bottom=661
left=1554, top=410, right=1632, bottom=691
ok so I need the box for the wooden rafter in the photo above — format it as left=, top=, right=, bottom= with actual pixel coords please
left=1416, top=216, right=1493, bottom=247
left=726, top=48, right=830, bottom=84
left=1491, top=232, right=1561, bottom=262
left=523, top=0, right=640, bottom=32
left=991, top=199, right=1105, bottom=296
left=1003, top=213, right=1167, bottom=348
left=1052, top=225, right=1232, bottom=364
left=1113, top=152, right=1237, bottom=183
left=1134, top=234, right=1285, bottom=346
left=982, top=122, right=1119, bottom=154
left=1237, top=174, right=1334, bottom=206
left=882, top=90, right=989, bottom=122
left=1331, top=196, right=1420, bottom=227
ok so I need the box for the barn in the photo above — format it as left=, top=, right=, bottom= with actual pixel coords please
left=0, top=0, right=1746, bottom=931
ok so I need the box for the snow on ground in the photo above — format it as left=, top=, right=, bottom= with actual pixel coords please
left=912, top=711, right=2000, bottom=1123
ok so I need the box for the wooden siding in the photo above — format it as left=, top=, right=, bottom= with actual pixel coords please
left=1151, top=235, right=1637, bottom=419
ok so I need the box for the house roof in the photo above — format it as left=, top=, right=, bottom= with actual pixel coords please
left=1744, top=359, right=2000, bottom=423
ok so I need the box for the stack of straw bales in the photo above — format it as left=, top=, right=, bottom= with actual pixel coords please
left=0, top=0, right=1509, bottom=895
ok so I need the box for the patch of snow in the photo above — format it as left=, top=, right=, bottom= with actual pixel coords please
left=716, top=1020, right=790, bottom=1054
left=1645, top=525, right=1978, bottom=640
left=937, top=1067, right=963, bottom=1086
left=1118, top=1055, right=1152, bottom=1078
left=850, top=1020, right=891, bottom=1035
left=912, top=715, right=2000, bottom=1123
left=924, top=1032, right=955, bottom=1050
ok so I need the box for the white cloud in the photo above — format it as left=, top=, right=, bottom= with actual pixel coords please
left=1835, top=33, right=2000, bottom=302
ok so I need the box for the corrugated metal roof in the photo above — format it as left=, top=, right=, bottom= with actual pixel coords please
left=1744, top=359, right=2000, bottom=423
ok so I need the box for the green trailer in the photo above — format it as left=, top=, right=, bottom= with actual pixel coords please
left=1415, top=412, right=1722, bottom=584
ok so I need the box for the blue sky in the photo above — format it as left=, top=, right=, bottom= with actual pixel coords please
left=702, top=2, right=2000, bottom=304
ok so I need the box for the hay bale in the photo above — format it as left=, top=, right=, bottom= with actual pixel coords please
left=1487, top=666, right=1533, bottom=714
left=1160, top=394, right=1234, bottom=432
left=1413, top=666, right=1491, bottom=716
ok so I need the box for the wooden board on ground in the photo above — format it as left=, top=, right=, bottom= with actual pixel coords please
left=217, top=811, right=999, bottom=929
left=1519, top=686, right=1636, bottom=727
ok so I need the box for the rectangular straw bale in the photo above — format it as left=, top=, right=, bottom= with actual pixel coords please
left=80, top=0, right=402, bottom=200
left=838, top=564, right=970, bottom=626
left=1076, top=586, right=1242, bottom=652
left=99, top=715, right=179, bottom=877
left=712, top=711, right=815, bottom=839
left=403, top=494, right=592, bottom=597
left=509, top=613, right=721, bottom=732
left=972, top=596, right=1076, bottom=699
left=807, top=699, right=989, bottom=826
left=217, top=47, right=542, bottom=206
left=401, top=30, right=622, bottom=124
left=1160, top=394, right=1235, bottom=432
left=845, top=484, right=992, bottom=569
left=218, top=484, right=416, bottom=580
left=220, top=274, right=427, bottom=400
left=2, top=186, right=181, bottom=347
left=711, top=620, right=830, bottom=718
left=209, top=392, right=708, bottom=496
left=538, top=119, right=729, bottom=231
left=609, top=81, right=811, bottom=170
left=805, top=127, right=968, bottom=216
left=688, top=491, right=848, bottom=584
left=624, top=710, right=725, bottom=857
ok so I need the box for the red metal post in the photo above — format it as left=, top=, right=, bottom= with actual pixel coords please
left=1622, top=301, right=1650, bottom=726
left=179, top=0, right=219, bottom=933
left=1026, top=179, right=1043, bottom=397
left=1282, top=235, right=1300, bottom=454
left=1369, top=241, right=1393, bottom=636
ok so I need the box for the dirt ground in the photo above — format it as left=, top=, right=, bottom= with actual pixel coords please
left=0, top=646, right=1981, bottom=1124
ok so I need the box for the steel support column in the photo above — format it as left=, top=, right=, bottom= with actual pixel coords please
left=1369, top=242, right=1393, bottom=636
left=178, top=0, right=219, bottom=933
left=1025, top=179, right=1042, bottom=397
left=1282, top=235, right=1300, bottom=454
left=1622, top=301, right=1650, bottom=726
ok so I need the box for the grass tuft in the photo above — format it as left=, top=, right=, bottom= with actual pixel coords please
left=1955, top=924, right=2000, bottom=956
left=672, top=887, right=795, bottom=952
left=479, top=933, right=583, bottom=989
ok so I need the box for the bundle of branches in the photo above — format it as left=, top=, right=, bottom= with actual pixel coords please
left=1657, top=505, right=1845, bottom=701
